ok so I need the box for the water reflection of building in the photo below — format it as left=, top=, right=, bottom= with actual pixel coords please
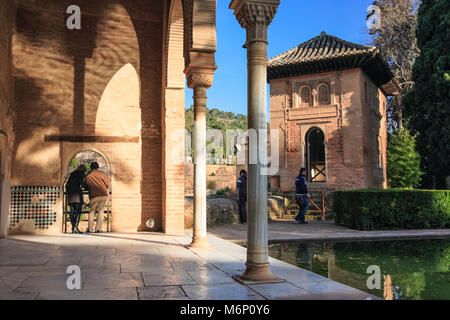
left=384, top=275, right=393, bottom=300
left=270, top=240, right=449, bottom=300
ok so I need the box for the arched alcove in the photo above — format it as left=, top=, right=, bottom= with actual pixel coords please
left=95, top=63, right=141, bottom=137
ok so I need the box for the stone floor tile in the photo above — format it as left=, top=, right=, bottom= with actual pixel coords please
left=79, top=255, right=105, bottom=267
left=0, top=287, right=39, bottom=300
left=170, top=261, right=213, bottom=272
left=0, top=256, right=50, bottom=266
left=0, top=266, right=18, bottom=276
left=138, top=286, right=188, bottom=300
left=182, top=284, right=265, bottom=300
left=19, top=274, right=87, bottom=290
left=83, top=272, right=144, bottom=290
left=120, top=262, right=173, bottom=273
left=187, top=270, right=236, bottom=285
left=45, top=256, right=82, bottom=266
left=248, top=283, right=311, bottom=300
left=271, top=268, right=330, bottom=284
left=0, top=274, right=28, bottom=293
left=140, top=255, right=173, bottom=265
left=80, top=265, right=121, bottom=275
left=293, top=280, right=368, bottom=295
left=37, top=287, right=139, bottom=300
left=142, top=273, right=196, bottom=286
left=104, top=255, right=142, bottom=266
left=15, top=266, right=68, bottom=276
left=210, top=261, right=246, bottom=271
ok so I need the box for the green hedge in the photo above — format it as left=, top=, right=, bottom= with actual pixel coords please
left=333, top=189, right=450, bottom=230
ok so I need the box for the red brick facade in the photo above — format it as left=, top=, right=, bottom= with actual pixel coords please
left=0, top=0, right=15, bottom=237
left=270, top=68, right=388, bottom=192
left=0, top=0, right=207, bottom=235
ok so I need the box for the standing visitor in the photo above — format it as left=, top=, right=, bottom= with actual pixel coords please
left=65, top=165, right=87, bottom=234
left=236, top=169, right=247, bottom=224
left=295, top=168, right=310, bottom=224
left=85, top=162, right=111, bottom=233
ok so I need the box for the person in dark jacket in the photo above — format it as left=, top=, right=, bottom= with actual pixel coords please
left=236, top=169, right=247, bottom=224
left=65, top=165, right=87, bottom=234
left=295, top=168, right=310, bottom=224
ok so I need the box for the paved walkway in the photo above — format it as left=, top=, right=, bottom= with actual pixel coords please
left=0, top=232, right=378, bottom=300
left=210, top=221, right=450, bottom=242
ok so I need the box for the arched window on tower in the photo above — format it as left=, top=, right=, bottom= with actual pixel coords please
left=299, top=86, right=312, bottom=106
left=318, top=84, right=330, bottom=105
left=306, top=128, right=326, bottom=182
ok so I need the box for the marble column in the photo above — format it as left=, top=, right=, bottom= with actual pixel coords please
left=230, top=0, right=281, bottom=283
left=186, top=66, right=215, bottom=248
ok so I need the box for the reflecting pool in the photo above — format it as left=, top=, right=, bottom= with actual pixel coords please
left=268, top=238, right=450, bottom=300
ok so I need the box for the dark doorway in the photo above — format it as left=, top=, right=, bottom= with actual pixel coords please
left=306, top=128, right=326, bottom=182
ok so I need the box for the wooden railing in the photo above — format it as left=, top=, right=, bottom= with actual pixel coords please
left=281, top=190, right=332, bottom=221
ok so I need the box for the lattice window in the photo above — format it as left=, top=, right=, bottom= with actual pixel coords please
left=10, top=186, right=60, bottom=230
left=300, top=86, right=312, bottom=106
left=318, top=84, right=330, bottom=105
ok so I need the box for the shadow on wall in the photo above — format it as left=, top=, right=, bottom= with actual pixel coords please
left=12, top=0, right=166, bottom=231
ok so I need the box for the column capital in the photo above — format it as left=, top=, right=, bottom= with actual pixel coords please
left=230, top=0, right=280, bottom=30
left=185, top=65, right=217, bottom=89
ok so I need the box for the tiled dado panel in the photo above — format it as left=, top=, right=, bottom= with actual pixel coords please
left=10, top=186, right=60, bottom=230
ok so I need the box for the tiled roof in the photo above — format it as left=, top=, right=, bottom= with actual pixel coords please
left=268, top=32, right=377, bottom=67
left=267, top=32, right=394, bottom=87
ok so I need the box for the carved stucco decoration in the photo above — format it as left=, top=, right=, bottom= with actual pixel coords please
left=230, top=0, right=280, bottom=46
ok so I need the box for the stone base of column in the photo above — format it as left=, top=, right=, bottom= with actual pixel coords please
left=189, top=236, right=211, bottom=249
left=233, top=262, right=285, bottom=285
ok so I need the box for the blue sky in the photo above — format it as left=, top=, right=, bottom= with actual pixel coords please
left=184, top=0, right=374, bottom=116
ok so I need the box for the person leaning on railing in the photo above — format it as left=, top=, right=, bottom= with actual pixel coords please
left=65, top=165, right=88, bottom=234
left=85, top=162, right=111, bottom=233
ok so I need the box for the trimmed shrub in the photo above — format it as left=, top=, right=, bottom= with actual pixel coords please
left=333, top=189, right=450, bottom=230
left=387, top=129, right=422, bottom=189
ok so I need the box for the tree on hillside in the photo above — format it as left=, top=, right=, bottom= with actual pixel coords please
left=402, top=0, right=450, bottom=189
left=369, top=0, right=421, bottom=130
left=185, top=106, right=248, bottom=162
left=387, top=129, right=422, bottom=188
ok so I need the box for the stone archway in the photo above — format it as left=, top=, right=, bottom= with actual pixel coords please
left=67, top=150, right=110, bottom=176
left=63, top=149, right=111, bottom=233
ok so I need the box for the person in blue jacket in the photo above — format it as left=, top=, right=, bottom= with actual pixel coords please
left=236, top=169, right=247, bottom=224
left=295, top=168, right=311, bottom=224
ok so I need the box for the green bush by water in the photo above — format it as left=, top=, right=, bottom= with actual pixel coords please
left=333, top=189, right=450, bottom=230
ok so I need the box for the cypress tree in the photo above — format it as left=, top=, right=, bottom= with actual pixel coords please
left=387, top=129, right=423, bottom=188
left=402, top=0, right=450, bottom=188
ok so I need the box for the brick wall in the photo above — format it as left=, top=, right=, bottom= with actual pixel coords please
left=0, top=0, right=15, bottom=238
left=185, top=165, right=238, bottom=195
left=11, top=0, right=167, bottom=233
